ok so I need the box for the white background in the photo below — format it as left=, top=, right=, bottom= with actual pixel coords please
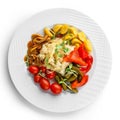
left=0, top=0, right=119, bottom=120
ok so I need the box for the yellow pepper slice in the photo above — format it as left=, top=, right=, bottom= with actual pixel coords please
left=75, top=43, right=80, bottom=47
left=44, top=28, right=53, bottom=37
left=84, top=39, right=92, bottom=52
left=63, top=33, right=74, bottom=40
left=71, top=38, right=82, bottom=45
left=78, top=32, right=87, bottom=42
left=60, top=24, right=69, bottom=34
left=69, top=27, right=78, bottom=36
left=53, top=24, right=62, bottom=33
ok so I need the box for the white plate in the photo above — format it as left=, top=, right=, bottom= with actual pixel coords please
left=8, top=8, right=112, bottom=113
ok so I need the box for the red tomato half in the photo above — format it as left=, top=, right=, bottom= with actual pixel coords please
left=50, top=83, right=62, bottom=94
left=28, top=66, right=39, bottom=74
left=39, top=78, right=50, bottom=90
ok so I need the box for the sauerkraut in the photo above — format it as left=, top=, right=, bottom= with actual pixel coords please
left=39, top=38, right=74, bottom=75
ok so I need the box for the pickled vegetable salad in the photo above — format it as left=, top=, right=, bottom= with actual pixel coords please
left=24, top=24, right=93, bottom=94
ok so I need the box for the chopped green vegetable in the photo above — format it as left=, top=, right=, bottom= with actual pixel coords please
left=57, top=73, right=76, bottom=92
left=65, top=64, right=73, bottom=72
left=67, top=40, right=71, bottom=45
left=61, top=81, right=77, bottom=93
left=25, top=61, right=29, bottom=66
left=73, top=63, right=80, bottom=68
left=63, top=40, right=71, bottom=45
left=59, top=78, right=67, bottom=84
left=65, top=67, right=70, bottom=72
left=45, top=57, right=50, bottom=68
left=69, top=64, right=73, bottom=69
left=56, top=31, right=61, bottom=36
left=54, top=41, right=70, bottom=59
left=25, top=55, right=30, bottom=67
left=61, top=40, right=71, bottom=47
left=76, top=64, right=80, bottom=68
left=71, top=70, right=78, bottom=75
left=58, top=54, right=63, bottom=58
left=55, top=75, right=60, bottom=83
left=56, top=44, right=62, bottom=49
left=45, top=57, right=49, bottom=64
left=55, top=44, right=63, bottom=55
left=64, top=47, right=69, bottom=53
left=51, top=34, right=55, bottom=39
left=78, top=74, right=82, bottom=82
left=55, top=74, right=67, bottom=91
left=67, top=75, right=77, bottom=82
left=67, top=29, right=71, bottom=34
left=71, top=88, right=78, bottom=93
left=65, top=73, right=72, bottom=79
left=72, top=66, right=83, bottom=76
left=44, top=57, right=52, bottom=69
left=60, top=42, right=65, bottom=46
left=62, top=83, right=67, bottom=91
left=71, top=72, right=78, bottom=78
left=65, top=64, right=79, bottom=77
left=55, top=49, right=58, bottom=54
left=55, top=72, right=78, bottom=93
left=46, top=64, right=51, bottom=69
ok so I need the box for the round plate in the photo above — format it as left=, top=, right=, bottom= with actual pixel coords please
left=8, top=8, right=112, bottom=113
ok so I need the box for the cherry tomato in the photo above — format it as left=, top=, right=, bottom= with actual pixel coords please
left=39, top=66, right=46, bottom=73
left=34, top=75, right=42, bottom=83
left=46, top=70, right=56, bottom=79
left=28, top=66, right=39, bottom=74
left=39, top=78, right=50, bottom=90
left=50, top=83, right=62, bottom=94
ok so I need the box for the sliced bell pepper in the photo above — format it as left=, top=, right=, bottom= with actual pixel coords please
left=78, top=44, right=88, bottom=59
left=80, top=55, right=93, bottom=73
left=71, top=75, right=88, bottom=88
left=63, top=47, right=87, bottom=66
left=85, top=55, right=93, bottom=64
left=80, top=61, right=91, bottom=73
